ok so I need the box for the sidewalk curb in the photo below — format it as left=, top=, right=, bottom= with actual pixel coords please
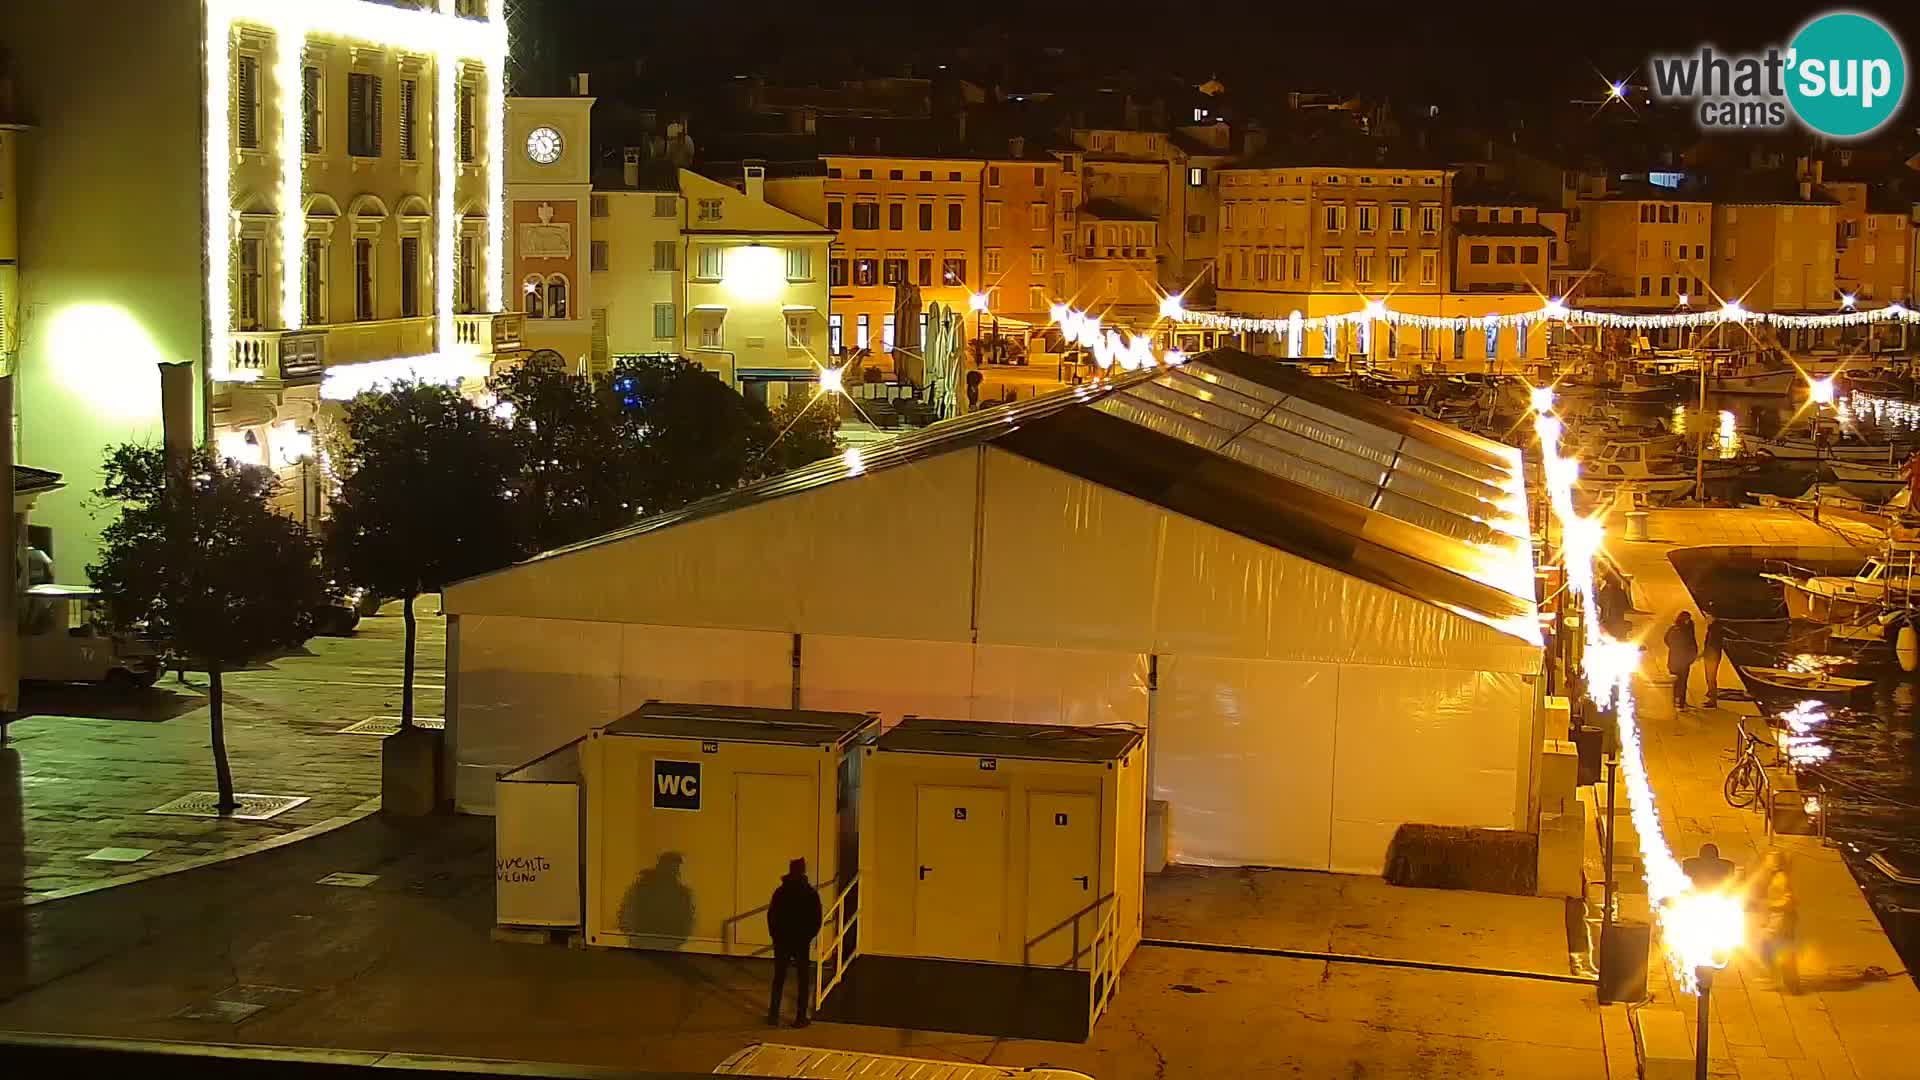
left=13, top=795, right=383, bottom=908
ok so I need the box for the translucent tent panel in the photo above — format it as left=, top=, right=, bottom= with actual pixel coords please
left=970, top=644, right=1150, bottom=729
left=798, top=635, right=976, bottom=730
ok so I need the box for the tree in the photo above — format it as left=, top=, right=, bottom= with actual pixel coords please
left=88, top=445, right=326, bottom=812
left=491, top=360, right=634, bottom=551
left=324, top=382, right=522, bottom=731
left=609, top=355, right=767, bottom=513
left=752, top=390, right=842, bottom=478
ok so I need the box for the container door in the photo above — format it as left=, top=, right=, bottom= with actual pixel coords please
left=1024, top=792, right=1100, bottom=968
left=733, top=772, right=818, bottom=951
left=913, top=785, right=1007, bottom=960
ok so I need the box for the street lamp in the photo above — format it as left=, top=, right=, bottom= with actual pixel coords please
left=969, top=291, right=992, bottom=367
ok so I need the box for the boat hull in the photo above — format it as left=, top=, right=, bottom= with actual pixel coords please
left=1715, top=370, right=1796, bottom=394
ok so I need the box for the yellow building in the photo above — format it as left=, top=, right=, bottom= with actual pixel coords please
left=1568, top=190, right=1713, bottom=310
left=590, top=161, right=683, bottom=366
left=1709, top=183, right=1838, bottom=316
left=507, top=94, right=596, bottom=367
left=0, top=0, right=522, bottom=568
left=977, top=146, right=1078, bottom=332
left=679, top=166, right=834, bottom=405
left=1825, top=178, right=1910, bottom=305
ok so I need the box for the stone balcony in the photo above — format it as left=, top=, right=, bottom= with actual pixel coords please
left=225, top=312, right=525, bottom=383
left=456, top=311, right=524, bottom=352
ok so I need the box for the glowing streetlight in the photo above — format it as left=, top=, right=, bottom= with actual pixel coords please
left=1841, top=292, right=1858, bottom=310
left=1720, top=299, right=1747, bottom=321
left=1608, top=81, right=1627, bottom=99
left=1678, top=293, right=1690, bottom=307
left=1364, top=298, right=1388, bottom=321
left=817, top=366, right=845, bottom=395
left=1529, top=385, right=1556, bottom=414
left=1159, top=293, right=1186, bottom=320
left=968, top=292, right=991, bottom=313
left=1809, top=376, right=1836, bottom=405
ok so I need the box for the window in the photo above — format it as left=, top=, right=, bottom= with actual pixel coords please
left=1724, top=237, right=1737, bottom=257
left=699, top=320, right=722, bottom=349
left=398, top=79, right=417, bottom=160
left=1030, top=248, right=1046, bottom=274
left=697, top=198, right=723, bottom=223
left=1725, top=207, right=1738, bottom=224
left=852, top=202, right=879, bottom=230
left=920, top=170, right=933, bottom=181
left=889, top=169, right=903, bottom=181
left=943, top=256, right=966, bottom=285
left=1420, top=204, right=1440, bottom=233
left=654, top=195, right=677, bottom=218
left=1640, top=276, right=1652, bottom=295
left=918, top=202, right=933, bottom=230
left=1484, top=322, right=1497, bottom=361
left=985, top=202, right=1003, bottom=228
left=1357, top=204, right=1376, bottom=232
left=1030, top=286, right=1047, bottom=310
left=1470, top=245, right=1490, bottom=264
left=235, top=53, right=261, bottom=149
left=1187, top=214, right=1205, bottom=235
left=882, top=314, right=895, bottom=350
left=546, top=277, right=569, bottom=320
left=458, top=81, right=476, bottom=163
left=1639, top=240, right=1649, bottom=258
left=856, top=313, right=870, bottom=350
left=988, top=166, right=1001, bottom=187
left=828, top=313, right=843, bottom=355
left=1421, top=251, right=1438, bottom=285
left=984, top=248, right=1003, bottom=275
left=653, top=240, right=676, bottom=271
left=947, top=203, right=961, bottom=230
left=888, top=202, right=903, bottom=230
left=1660, top=276, right=1672, bottom=296
left=917, top=256, right=933, bottom=286
left=1032, top=203, right=1049, bottom=231
left=858, top=169, right=873, bottom=180
left=829, top=258, right=848, bottom=286
left=1694, top=244, right=1705, bottom=259
left=787, top=247, right=813, bottom=281
left=347, top=73, right=383, bottom=157
left=353, top=238, right=375, bottom=320
left=827, top=168, right=842, bottom=179
left=1521, top=247, right=1539, bottom=264
left=1390, top=204, right=1407, bottom=232
left=1662, top=240, right=1672, bottom=257
left=653, top=303, right=675, bottom=339
left=400, top=236, right=422, bottom=317
left=827, top=202, right=843, bottom=230
left=236, top=238, right=262, bottom=330
left=1322, top=251, right=1341, bottom=282
left=883, top=254, right=906, bottom=284
left=1865, top=245, right=1877, bottom=266
left=854, top=255, right=877, bottom=286
left=696, top=244, right=724, bottom=280
left=1188, top=167, right=1206, bottom=187
left=301, top=66, right=322, bottom=153
left=590, top=195, right=609, bottom=218
left=1640, top=204, right=1654, bottom=223
left=1354, top=252, right=1373, bottom=282
left=1486, top=209, right=1501, bottom=223
left=1496, top=246, right=1516, bottom=264
left=786, top=313, right=810, bottom=349
left=458, top=234, right=478, bottom=313
left=1324, top=203, right=1347, bottom=231
left=948, top=171, right=961, bottom=181
left=523, top=274, right=544, bottom=318
left=1518, top=321, right=1530, bottom=356
left=1453, top=325, right=1466, bottom=358
left=590, top=240, right=609, bottom=273
left=1388, top=253, right=1405, bottom=284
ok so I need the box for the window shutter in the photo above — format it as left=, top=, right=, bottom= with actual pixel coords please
left=347, top=73, right=366, bottom=155
left=398, top=80, right=415, bottom=160
left=302, top=67, right=320, bottom=153
left=371, top=77, right=384, bottom=157
left=236, top=56, right=259, bottom=148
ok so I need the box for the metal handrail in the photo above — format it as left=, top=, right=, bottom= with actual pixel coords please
left=1086, top=900, right=1120, bottom=1032
left=812, top=875, right=859, bottom=1014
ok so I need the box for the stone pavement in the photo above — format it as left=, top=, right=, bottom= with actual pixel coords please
left=0, top=608, right=444, bottom=904
left=1609, top=507, right=1920, bottom=1079
left=0, top=814, right=1614, bottom=1079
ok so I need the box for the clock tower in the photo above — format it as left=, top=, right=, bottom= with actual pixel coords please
left=506, top=88, right=596, bottom=367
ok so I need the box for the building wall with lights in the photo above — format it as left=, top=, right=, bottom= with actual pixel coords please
left=590, top=183, right=683, bottom=366
left=1, top=0, right=517, bottom=565
left=1571, top=195, right=1713, bottom=310
left=0, top=1, right=208, bottom=579
left=1711, top=199, right=1837, bottom=315
left=506, top=95, right=595, bottom=367
left=1825, top=180, right=1909, bottom=306
left=978, top=152, right=1078, bottom=329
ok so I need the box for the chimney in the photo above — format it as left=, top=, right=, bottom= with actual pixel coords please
left=1799, top=178, right=1812, bottom=201
left=571, top=72, right=591, bottom=97
left=623, top=148, right=640, bottom=189
left=1813, top=159, right=1825, bottom=185
left=743, top=162, right=766, bottom=203
left=1009, top=135, right=1025, bottom=158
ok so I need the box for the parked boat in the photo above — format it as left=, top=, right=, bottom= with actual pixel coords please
left=1743, top=430, right=1918, bottom=462
left=1762, top=553, right=1920, bottom=623
left=1828, top=460, right=1905, bottom=486
left=1738, top=665, right=1872, bottom=696
left=1711, top=351, right=1798, bottom=395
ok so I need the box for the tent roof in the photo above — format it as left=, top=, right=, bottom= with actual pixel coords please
left=604, top=701, right=876, bottom=747
left=504, top=349, right=1537, bottom=641
left=879, top=717, right=1143, bottom=763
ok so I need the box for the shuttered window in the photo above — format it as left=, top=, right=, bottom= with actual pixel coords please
left=458, top=82, right=476, bottom=163
left=301, top=66, right=321, bottom=153
left=398, top=79, right=417, bottom=161
left=235, top=54, right=261, bottom=149
left=347, top=72, right=383, bottom=157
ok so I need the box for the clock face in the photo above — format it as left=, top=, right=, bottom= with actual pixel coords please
left=526, top=126, right=563, bottom=165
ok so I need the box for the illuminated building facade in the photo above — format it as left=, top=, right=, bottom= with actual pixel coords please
left=0, top=0, right=519, bottom=570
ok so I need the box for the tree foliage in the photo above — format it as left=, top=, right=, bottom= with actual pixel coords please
left=609, top=355, right=768, bottom=513
left=88, top=444, right=326, bottom=809
left=491, top=360, right=634, bottom=551
left=752, top=391, right=842, bottom=479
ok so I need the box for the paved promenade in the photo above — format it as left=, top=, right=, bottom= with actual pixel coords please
left=1610, top=507, right=1920, bottom=1079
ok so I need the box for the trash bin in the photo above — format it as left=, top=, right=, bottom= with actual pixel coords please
left=1624, top=510, right=1650, bottom=541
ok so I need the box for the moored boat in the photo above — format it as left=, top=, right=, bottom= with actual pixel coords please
left=1738, top=665, right=1872, bottom=696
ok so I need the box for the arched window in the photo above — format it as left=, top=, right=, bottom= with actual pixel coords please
left=522, top=275, right=545, bottom=318
left=546, top=274, right=570, bottom=320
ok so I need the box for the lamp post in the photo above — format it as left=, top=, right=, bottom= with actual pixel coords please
left=1695, top=966, right=1714, bottom=1080
left=969, top=291, right=990, bottom=369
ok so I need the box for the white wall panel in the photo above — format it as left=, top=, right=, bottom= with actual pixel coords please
left=970, top=645, right=1149, bottom=729
left=796, top=635, right=975, bottom=729
left=614, top=624, right=792, bottom=715
left=454, top=614, right=623, bottom=812
left=1153, top=654, right=1339, bottom=870
left=1329, top=665, right=1524, bottom=874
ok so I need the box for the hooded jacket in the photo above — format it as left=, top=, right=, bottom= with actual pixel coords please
left=767, top=872, right=823, bottom=947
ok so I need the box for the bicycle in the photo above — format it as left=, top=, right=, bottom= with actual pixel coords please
left=1724, top=719, right=1769, bottom=809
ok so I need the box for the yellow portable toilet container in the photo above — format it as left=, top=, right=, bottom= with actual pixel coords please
left=838, top=718, right=1145, bottom=1037
left=582, top=701, right=875, bottom=956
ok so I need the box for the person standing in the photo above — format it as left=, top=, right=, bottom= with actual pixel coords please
left=1701, top=612, right=1725, bottom=708
left=766, top=858, right=823, bottom=1028
left=1665, top=611, right=1699, bottom=710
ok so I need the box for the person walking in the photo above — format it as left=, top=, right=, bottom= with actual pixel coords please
left=766, top=858, right=823, bottom=1028
left=1701, top=611, right=1726, bottom=708
left=1665, top=611, right=1699, bottom=710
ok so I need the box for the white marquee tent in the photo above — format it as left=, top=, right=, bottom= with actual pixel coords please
left=443, top=351, right=1544, bottom=874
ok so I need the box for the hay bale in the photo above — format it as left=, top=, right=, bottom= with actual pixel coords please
left=1383, top=824, right=1538, bottom=895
